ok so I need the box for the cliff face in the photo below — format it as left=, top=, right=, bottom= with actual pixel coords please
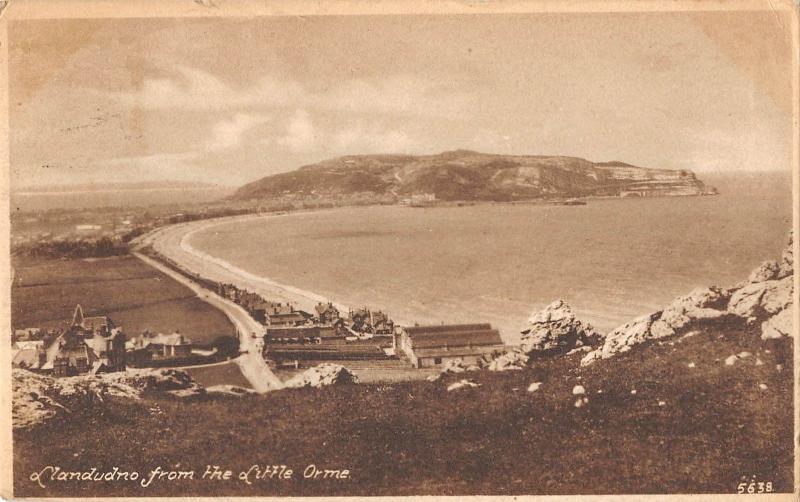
left=233, top=150, right=714, bottom=201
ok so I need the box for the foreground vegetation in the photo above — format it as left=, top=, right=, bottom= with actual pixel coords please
left=11, top=255, right=234, bottom=344
left=13, top=318, right=792, bottom=496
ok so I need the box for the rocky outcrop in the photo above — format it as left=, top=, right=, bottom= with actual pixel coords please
left=521, top=300, right=603, bottom=355
left=582, top=231, right=794, bottom=366
left=728, top=277, right=792, bottom=319
left=761, top=304, right=794, bottom=339
left=487, top=350, right=529, bottom=371
left=12, top=368, right=202, bottom=429
left=283, top=363, right=359, bottom=389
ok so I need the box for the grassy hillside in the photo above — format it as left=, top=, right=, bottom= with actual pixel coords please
left=11, top=255, right=234, bottom=344
left=234, top=150, right=710, bottom=202
left=13, top=317, right=792, bottom=497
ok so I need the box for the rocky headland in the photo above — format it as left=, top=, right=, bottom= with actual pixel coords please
left=233, top=150, right=715, bottom=202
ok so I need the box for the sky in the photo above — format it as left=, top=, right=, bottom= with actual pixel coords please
left=9, top=11, right=795, bottom=188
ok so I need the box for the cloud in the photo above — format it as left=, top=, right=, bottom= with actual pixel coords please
left=332, top=121, right=414, bottom=153
left=117, top=66, right=468, bottom=119
left=208, top=113, right=270, bottom=151
left=276, top=109, right=316, bottom=151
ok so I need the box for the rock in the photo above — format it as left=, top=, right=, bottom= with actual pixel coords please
left=447, top=379, right=481, bottom=391
left=724, top=355, right=738, bottom=366
left=630, top=389, right=637, bottom=395
left=426, top=374, right=441, bottom=382
left=761, top=305, right=794, bottom=339
left=487, top=350, right=528, bottom=371
left=755, top=358, right=764, bottom=366
left=748, top=260, right=781, bottom=283
left=12, top=368, right=202, bottom=429
left=581, top=312, right=659, bottom=365
left=650, top=287, right=729, bottom=339
left=572, top=385, right=586, bottom=395
left=440, top=359, right=468, bottom=374
left=658, top=400, right=666, bottom=407
left=574, top=397, right=589, bottom=408
left=759, top=383, right=768, bottom=390
left=777, top=230, right=793, bottom=279
left=284, top=363, right=358, bottom=388
left=206, top=385, right=258, bottom=396
left=687, top=362, right=696, bottom=368
left=527, top=382, right=542, bottom=392
left=728, top=276, right=792, bottom=318
left=520, top=300, right=602, bottom=355
left=737, top=351, right=752, bottom=359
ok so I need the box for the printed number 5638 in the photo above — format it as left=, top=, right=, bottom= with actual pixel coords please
left=738, top=481, right=773, bottom=494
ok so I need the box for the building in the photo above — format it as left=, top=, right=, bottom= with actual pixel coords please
left=44, top=305, right=127, bottom=377
left=315, top=302, right=341, bottom=325
left=11, top=340, right=46, bottom=370
left=264, top=324, right=337, bottom=343
left=393, top=323, right=505, bottom=368
left=128, top=331, right=194, bottom=365
left=265, top=304, right=306, bottom=326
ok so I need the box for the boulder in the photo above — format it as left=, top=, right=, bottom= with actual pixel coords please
left=520, top=299, right=602, bottom=355
left=440, top=359, right=468, bottom=374
left=728, top=276, right=793, bottom=319
left=761, top=305, right=794, bottom=339
left=284, top=363, right=358, bottom=389
left=487, top=350, right=528, bottom=371
left=582, top=311, right=660, bottom=365
left=447, top=379, right=481, bottom=392
left=748, top=260, right=781, bottom=283
left=527, top=382, right=543, bottom=392
left=650, top=286, right=729, bottom=338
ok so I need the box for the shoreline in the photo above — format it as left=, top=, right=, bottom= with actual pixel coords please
left=142, top=211, right=416, bottom=327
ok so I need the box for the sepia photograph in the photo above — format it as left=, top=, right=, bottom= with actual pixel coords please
left=2, top=0, right=798, bottom=498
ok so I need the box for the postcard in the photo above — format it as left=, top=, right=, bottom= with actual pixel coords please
left=1, top=0, right=798, bottom=499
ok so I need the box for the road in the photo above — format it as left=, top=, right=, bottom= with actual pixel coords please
left=133, top=251, right=283, bottom=392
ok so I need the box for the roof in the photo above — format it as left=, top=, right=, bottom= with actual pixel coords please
left=12, top=348, right=43, bottom=368
left=139, top=332, right=189, bottom=347
left=413, top=346, right=504, bottom=358
left=14, top=340, right=44, bottom=351
left=403, top=324, right=503, bottom=350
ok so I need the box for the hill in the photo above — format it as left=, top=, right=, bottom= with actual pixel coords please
left=233, top=150, right=714, bottom=202
left=12, top=318, right=792, bottom=496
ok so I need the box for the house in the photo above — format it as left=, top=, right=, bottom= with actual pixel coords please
left=315, top=302, right=341, bottom=324
left=265, top=304, right=305, bottom=326
left=393, top=323, right=506, bottom=368
left=45, top=305, right=127, bottom=377
left=128, top=331, right=194, bottom=364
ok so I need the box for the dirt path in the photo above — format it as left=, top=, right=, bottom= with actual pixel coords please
left=133, top=251, right=283, bottom=392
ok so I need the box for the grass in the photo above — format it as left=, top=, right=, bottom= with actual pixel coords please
left=185, top=361, right=252, bottom=389
left=11, top=255, right=234, bottom=344
left=12, top=317, right=793, bottom=497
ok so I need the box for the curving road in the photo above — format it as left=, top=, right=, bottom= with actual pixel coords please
left=133, top=250, right=283, bottom=392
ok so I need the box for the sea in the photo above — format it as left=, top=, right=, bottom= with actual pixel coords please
left=188, top=172, right=792, bottom=343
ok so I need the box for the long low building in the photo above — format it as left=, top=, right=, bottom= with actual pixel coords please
left=264, top=324, right=337, bottom=342
left=393, top=323, right=506, bottom=368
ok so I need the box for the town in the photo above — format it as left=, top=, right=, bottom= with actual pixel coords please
left=12, top=250, right=509, bottom=382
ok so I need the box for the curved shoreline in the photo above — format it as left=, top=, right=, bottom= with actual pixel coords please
left=143, top=212, right=419, bottom=326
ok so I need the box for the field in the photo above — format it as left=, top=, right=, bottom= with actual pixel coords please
left=185, top=360, right=252, bottom=389
left=11, top=255, right=234, bottom=344
left=13, top=318, right=793, bottom=497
